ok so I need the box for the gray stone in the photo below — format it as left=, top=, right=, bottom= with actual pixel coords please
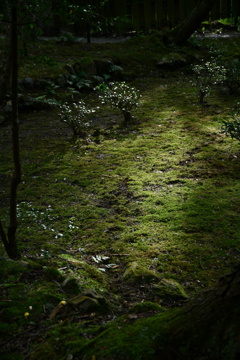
left=21, top=77, right=35, bottom=88
left=20, top=77, right=48, bottom=89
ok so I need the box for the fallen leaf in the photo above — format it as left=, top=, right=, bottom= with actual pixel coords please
left=128, top=314, right=138, bottom=319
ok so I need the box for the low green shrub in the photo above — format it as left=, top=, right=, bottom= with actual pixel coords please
left=58, top=100, right=97, bottom=136
left=96, top=81, right=141, bottom=123
left=192, top=59, right=226, bottom=103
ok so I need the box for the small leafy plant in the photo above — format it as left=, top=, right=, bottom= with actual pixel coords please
left=58, top=100, right=97, bottom=136
left=67, top=73, right=93, bottom=91
left=96, top=81, right=141, bottom=123
left=192, top=59, right=226, bottom=103
left=221, top=118, right=240, bottom=142
left=221, top=103, right=240, bottom=142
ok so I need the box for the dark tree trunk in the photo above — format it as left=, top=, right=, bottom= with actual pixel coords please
left=168, top=0, right=217, bottom=45
left=52, top=0, right=61, bottom=36
left=86, top=22, right=91, bottom=43
left=157, top=265, right=240, bottom=359
left=0, top=1, right=21, bottom=260
left=0, top=21, right=11, bottom=107
left=8, top=2, right=21, bottom=258
left=123, top=110, right=133, bottom=124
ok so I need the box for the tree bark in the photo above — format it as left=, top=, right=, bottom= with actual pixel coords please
left=8, top=2, right=21, bottom=259
left=51, top=0, right=61, bottom=36
left=168, top=0, right=217, bottom=45
left=156, top=265, right=240, bottom=359
left=0, top=1, right=21, bottom=260
left=0, top=15, right=12, bottom=107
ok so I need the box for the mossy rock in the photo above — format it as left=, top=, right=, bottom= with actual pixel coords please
left=129, top=301, right=164, bottom=314
left=20, top=259, right=43, bottom=270
left=152, top=278, right=188, bottom=301
left=61, top=276, right=81, bottom=294
left=122, top=262, right=160, bottom=283
left=43, top=267, right=64, bottom=282
left=68, top=289, right=108, bottom=313
left=0, top=259, right=28, bottom=281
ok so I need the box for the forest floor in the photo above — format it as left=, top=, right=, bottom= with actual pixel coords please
left=1, top=32, right=240, bottom=359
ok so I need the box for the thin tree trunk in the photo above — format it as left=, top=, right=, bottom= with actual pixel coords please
left=168, top=0, right=217, bottom=45
left=52, top=0, right=61, bottom=36
left=8, top=2, right=21, bottom=259
left=122, top=110, right=134, bottom=125
left=86, top=22, right=91, bottom=43
left=0, top=1, right=21, bottom=260
left=0, top=22, right=12, bottom=107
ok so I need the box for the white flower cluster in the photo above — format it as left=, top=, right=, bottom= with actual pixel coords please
left=97, top=82, right=141, bottom=121
left=192, top=59, right=226, bottom=103
left=59, top=100, right=96, bottom=135
left=193, top=61, right=226, bottom=84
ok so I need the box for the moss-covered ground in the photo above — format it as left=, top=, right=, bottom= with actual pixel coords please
left=1, top=33, right=240, bottom=359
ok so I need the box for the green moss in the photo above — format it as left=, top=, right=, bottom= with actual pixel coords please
left=0, top=260, right=27, bottom=280
left=29, top=341, right=59, bottom=360
left=1, top=33, right=240, bottom=358
left=152, top=278, right=189, bottom=301
left=122, top=261, right=160, bottom=283
left=72, top=308, right=181, bottom=359
left=43, top=267, right=64, bottom=282
left=129, top=301, right=164, bottom=314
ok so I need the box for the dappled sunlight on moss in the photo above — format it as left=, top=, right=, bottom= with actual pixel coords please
left=1, top=33, right=240, bottom=359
